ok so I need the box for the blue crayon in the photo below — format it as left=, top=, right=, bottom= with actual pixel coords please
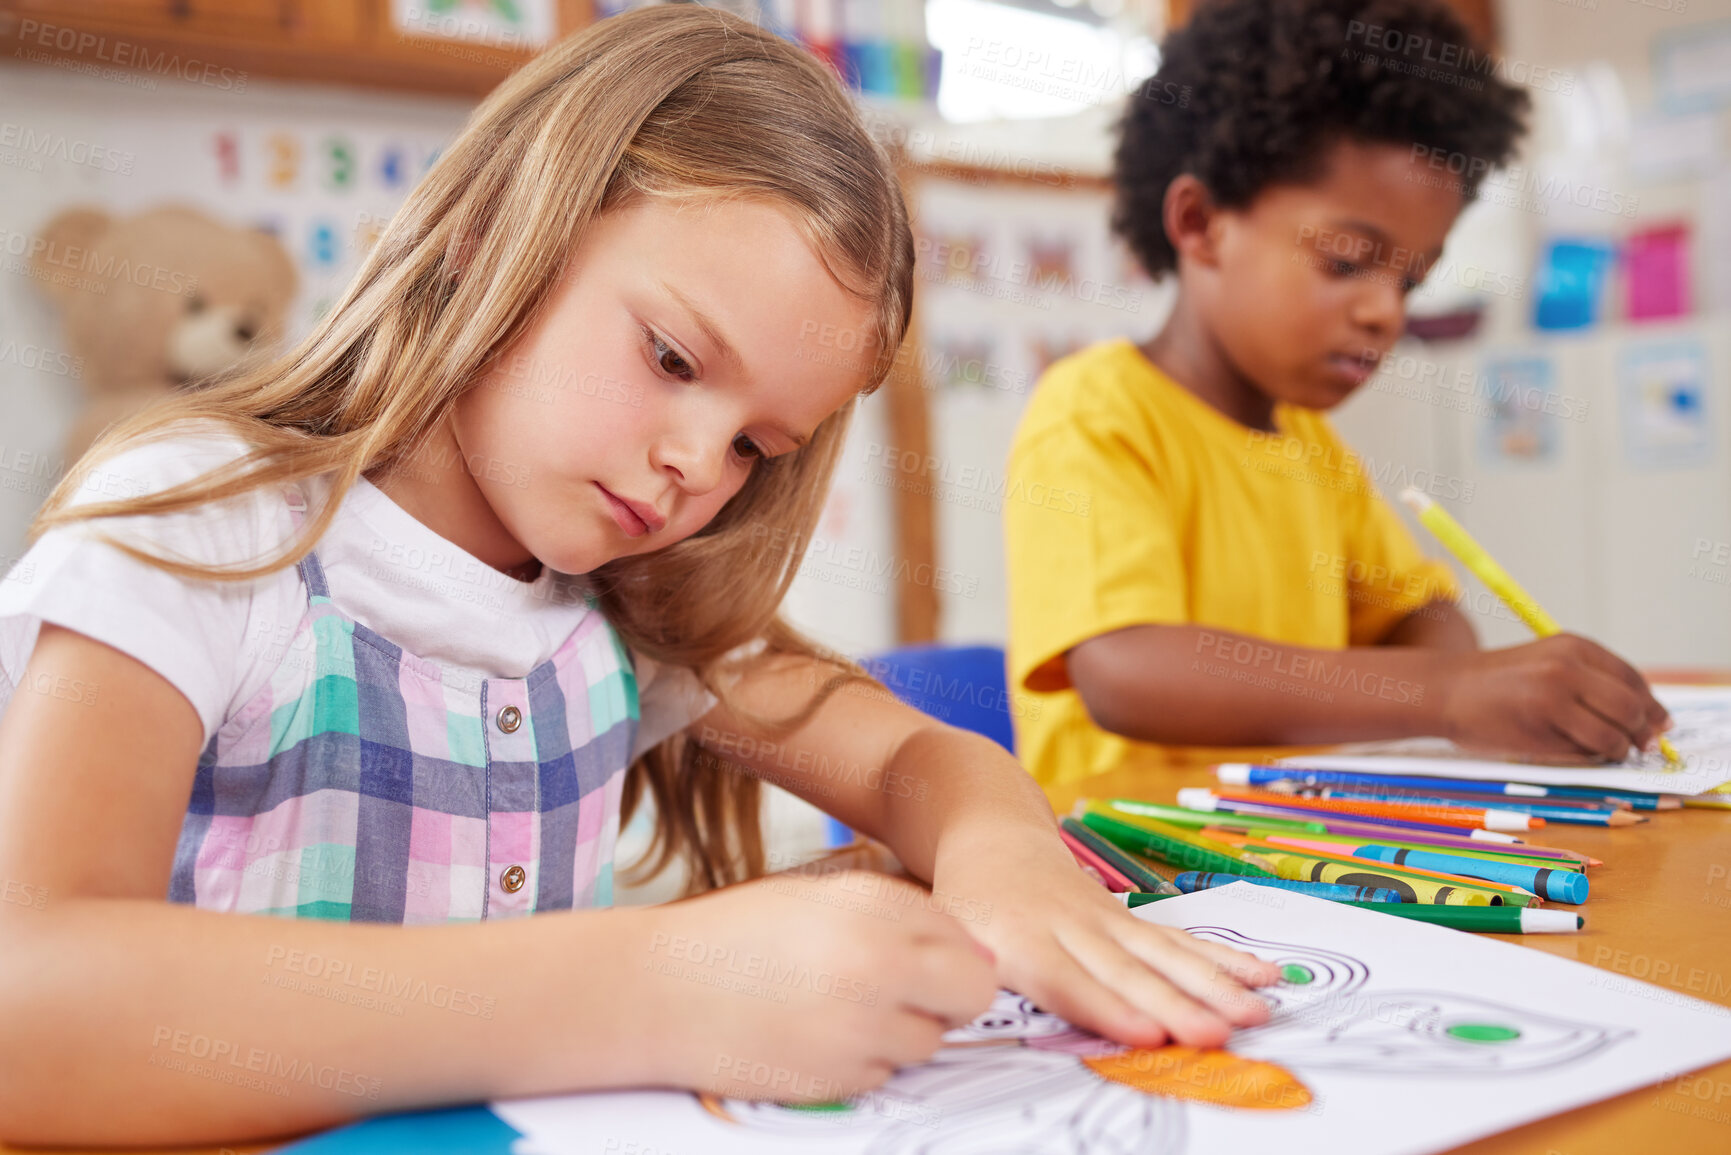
left=1173, top=872, right=1403, bottom=904
left=1351, top=845, right=1589, bottom=904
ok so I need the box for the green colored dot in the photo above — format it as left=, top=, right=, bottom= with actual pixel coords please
left=1281, top=964, right=1316, bottom=985
left=1446, top=1023, right=1522, bottom=1043
left=786, top=1101, right=854, bottom=1113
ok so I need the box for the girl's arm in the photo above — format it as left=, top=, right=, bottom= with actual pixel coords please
left=0, top=627, right=993, bottom=1145
left=689, top=654, right=1282, bottom=1049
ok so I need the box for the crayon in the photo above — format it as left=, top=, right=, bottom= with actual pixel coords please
left=1114, top=892, right=1182, bottom=908
left=1060, top=828, right=1136, bottom=892
left=1257, top=852, right=1518, bottom=906
left=1210, top=787, right=1544, bottom=832
left=1173, top=872, right=1403, bottom=903
left=1059, top=818, right=1179, bottom=894
left=1341, top=901, right=1583, bottom=933
left=1402, top=488, right=1681, bottom=768
left=1350, top=845, right=1589, bottom=904
left=1211, top=834, right=1541, bottom=902
left=1078, top=811, right=1277, bottom=879
left=1239, top=832, right=1585, bottom=876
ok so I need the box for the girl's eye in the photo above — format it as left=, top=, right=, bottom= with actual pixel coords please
left=732, top=433, right=764, bottom=461
left=650, top=332, right=694, bottom=381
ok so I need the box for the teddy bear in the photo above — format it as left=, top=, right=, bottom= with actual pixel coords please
left=29, top=204, right=299, bottom=461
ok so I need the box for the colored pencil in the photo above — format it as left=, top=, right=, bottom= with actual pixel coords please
left=1210, top=786, right=1546, bottom=832
left=1176, top=788, right=1531, bottom=841
left=1218, top=816, right=1598, bottom=867
left=1218, top=763, right=1677, bottom=810
left=1262, top=783, right=1642, bottom=827
left=1059, top=828, right=1136, bottom=892
left=1078, top=811, right=1277, bottom=879
left=1402, top=487, right=1680, bottom=768
left=1058, top=817, right=1179, bottom=894
left=1093, top=797, right=1330, bottom=834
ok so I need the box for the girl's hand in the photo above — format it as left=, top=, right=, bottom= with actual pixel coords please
left=933, top=839, right=1281, bottom=1049
left=639, top=869, right=997, bottom=1101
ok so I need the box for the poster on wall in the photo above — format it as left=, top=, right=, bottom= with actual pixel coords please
left=1617, top=338, right=1713, bottom=469
left=1476, top=354, right=1561, bottom=466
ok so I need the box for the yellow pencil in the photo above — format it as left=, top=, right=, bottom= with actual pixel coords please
left=1399, top=487, right=1681, bottom=768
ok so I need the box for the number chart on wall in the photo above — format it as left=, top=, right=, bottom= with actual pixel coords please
left=2, top=64, right=473, bottom=345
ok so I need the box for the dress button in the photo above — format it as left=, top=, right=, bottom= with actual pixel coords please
left=501, top=865, right=526, bottom=893
left=496, top=705, right=522, bottom=733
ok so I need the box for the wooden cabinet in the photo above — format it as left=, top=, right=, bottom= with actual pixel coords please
left=0, top=0, right=594, bottom=94
left=1164, top=0, right=1498, bottom=50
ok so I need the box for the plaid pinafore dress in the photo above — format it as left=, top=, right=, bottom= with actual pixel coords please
left=167, top=498, right=639, bottom=923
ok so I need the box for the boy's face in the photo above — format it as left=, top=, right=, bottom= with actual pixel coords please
left=1203, top=140, right=1466, bottom=410
left=451, top=197, right=875, bottom=577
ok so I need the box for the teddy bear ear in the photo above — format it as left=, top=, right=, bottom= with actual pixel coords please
left=31, top=207, right=112, bottom=304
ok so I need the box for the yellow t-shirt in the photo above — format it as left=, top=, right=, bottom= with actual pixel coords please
left=1005, top=338, right=1459, bottom=788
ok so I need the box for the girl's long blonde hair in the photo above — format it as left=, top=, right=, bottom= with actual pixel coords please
left=30, top=5, right=914, bottom=895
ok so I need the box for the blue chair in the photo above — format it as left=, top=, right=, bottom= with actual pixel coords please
left=824, top=644, right=1015, bottom=846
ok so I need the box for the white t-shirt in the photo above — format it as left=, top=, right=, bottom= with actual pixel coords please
left=0, top=427, right=715, bottom=758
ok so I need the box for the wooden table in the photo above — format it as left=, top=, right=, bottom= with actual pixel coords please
left=8, top=754, right=1729, bottom=1155
left=1044, top=751, right=1731, bottom=1155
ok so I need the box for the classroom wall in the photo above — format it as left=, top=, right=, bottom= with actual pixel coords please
left=0, top=63, right=472, bottom=568
left=859, top=0, right=1731, bottom=669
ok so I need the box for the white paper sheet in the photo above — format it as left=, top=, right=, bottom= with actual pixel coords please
left=1276, top=685, right=1731, bottom=795
left=491, top=886, right=1731, bottom=1155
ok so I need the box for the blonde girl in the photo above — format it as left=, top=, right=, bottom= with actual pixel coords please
left=0, top=7, right=1275, bottom=1145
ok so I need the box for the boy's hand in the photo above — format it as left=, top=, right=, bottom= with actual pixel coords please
left=1436, top=634, right=1671, bottom=764
left=645, top=870, right=997, bottom=1101
left=933, top=843, right=1280, bottom=1050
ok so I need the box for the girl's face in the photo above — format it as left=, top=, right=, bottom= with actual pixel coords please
left=451, top=197, right=878, bottom=576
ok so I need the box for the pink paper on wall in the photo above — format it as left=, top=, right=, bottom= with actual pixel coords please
left=1624, top=222, right=1692, bottom=321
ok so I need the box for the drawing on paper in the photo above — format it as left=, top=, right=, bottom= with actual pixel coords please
left=695, top=930, right=1628, bottom=1154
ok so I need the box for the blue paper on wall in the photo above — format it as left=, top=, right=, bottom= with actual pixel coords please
left=1532, top=238, right=1613, bottom=330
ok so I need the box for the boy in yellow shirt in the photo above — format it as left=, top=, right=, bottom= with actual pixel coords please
left=1006, top=0, right=1670, bottom=788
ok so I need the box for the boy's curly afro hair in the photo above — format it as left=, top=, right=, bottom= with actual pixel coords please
left=1113, top=0, right=1530, bottom=279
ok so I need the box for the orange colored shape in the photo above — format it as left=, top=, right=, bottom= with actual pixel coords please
left=1084, top=1045, right=1313, bottom=1111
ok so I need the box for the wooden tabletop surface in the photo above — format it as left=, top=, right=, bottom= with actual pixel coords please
left=7, top=744, right=1729, bottom=1155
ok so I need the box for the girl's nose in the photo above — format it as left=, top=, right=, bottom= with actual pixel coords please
left=651, top=431, right=727, bottom=496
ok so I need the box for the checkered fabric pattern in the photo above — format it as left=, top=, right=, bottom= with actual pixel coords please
left=167, top=544, right=639, bottom=923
